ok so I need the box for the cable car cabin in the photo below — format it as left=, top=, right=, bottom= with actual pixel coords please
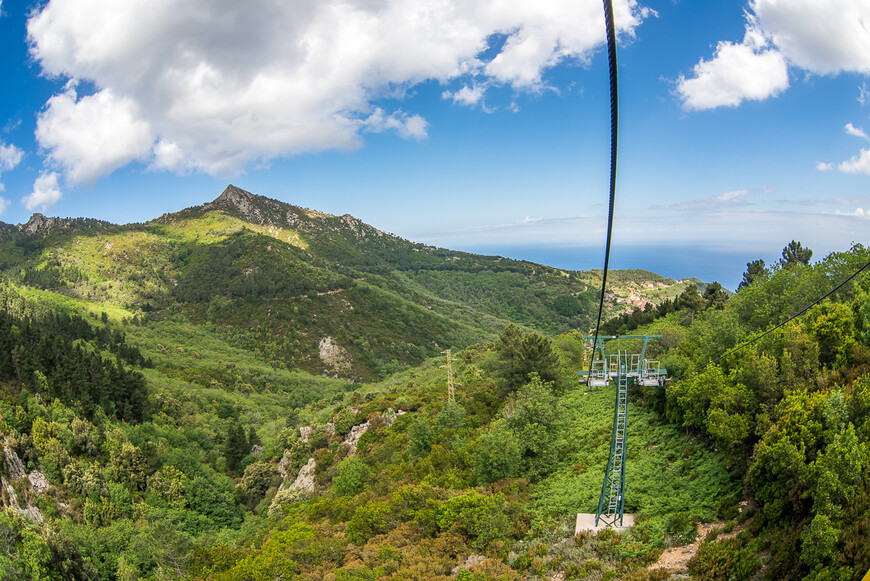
left=576, top=335, right=667, bottom=387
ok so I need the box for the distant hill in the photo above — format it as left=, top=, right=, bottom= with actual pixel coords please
left=0, top=184, right=700, bottom=380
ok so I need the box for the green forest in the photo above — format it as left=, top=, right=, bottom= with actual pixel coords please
left=0, top=191, right=868, bottom=580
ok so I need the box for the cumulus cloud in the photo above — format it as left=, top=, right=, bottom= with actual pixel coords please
left=0, top=141, right=24, bottom=191
left=846, top=122, right=869, bottom=139
left=816, top=161, right=834, bottom=171
left=361, top=109, right=428, bottom=140
left=443, top=84, right=487, bottom=107
left=678, top=0, right=870, bottom=110
left=677, top=21, right=788, bottom=110
left=752, top=0, right=870, bottom=75
left=22, top=171, right=63, bottom=211
left=27, top=0, right=649, bottom=183
left=839, top=148, right=870, bottom=174
left=0, top=197, right=9, bottom=216
left=36, top=84, right=153, bottom=185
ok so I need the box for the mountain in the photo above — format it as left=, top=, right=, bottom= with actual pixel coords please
left=0, top=184, right=698, bottom=380
left=1, top=186, right=868, bottom=579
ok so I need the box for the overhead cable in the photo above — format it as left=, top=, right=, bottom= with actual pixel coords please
left=589, top=0, right=619, bottom=366
left=673, top=257, right=870, bottom=382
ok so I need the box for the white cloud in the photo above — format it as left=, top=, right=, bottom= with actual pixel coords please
left=653, top=189, right=753, bottom=211
left=846, top=122, right=869, bottom=139
left=715, top=189, right=751, bottom=203
left=0, top=198, right=9, bottom=215
left=35, top=85, right=153, bottom=185
left=677, top=21, right=788, bottom=110
left=420, top=208, right=870, bottom=253
left=0, top=141, right=24, bottom=191
left=679, top=0, right=870, bottom=110
left=361, top=108, right=428, bottom=140
left=27, top=0, right=649, bottom=182
left=838, top=148, right=870, bottom=174
left=0, top=144, right=22, bottom=170
left=22, top=171, right=63, bottom=211
left=443, top=84, right=487, bottom=107
left=835, top=208, right=870, bottom=219
left=751, top=0, right=870, bottom=75
left=816, top=161, right=834, bottom=171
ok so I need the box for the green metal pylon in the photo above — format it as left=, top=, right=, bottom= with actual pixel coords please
left=595, top=350, right=629, bottom=527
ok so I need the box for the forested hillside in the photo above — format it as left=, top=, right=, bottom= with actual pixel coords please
left=0, top=185, right=699, bottom=381
left=0, top=188, right=867, bottom=580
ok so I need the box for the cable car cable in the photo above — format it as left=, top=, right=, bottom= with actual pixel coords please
left=589, top=0, right=619, bottom=367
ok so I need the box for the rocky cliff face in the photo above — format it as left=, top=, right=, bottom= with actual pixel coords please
left=204, top=184, right=386, bottom=242
left=206, top=184, right=282, bottom=226
left=1, top=440, right=51, bottom=522
left=17, top=213, right=110, bottom=236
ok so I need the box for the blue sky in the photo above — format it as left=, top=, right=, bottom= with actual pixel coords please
left=2, top=0, right=870, bottom=289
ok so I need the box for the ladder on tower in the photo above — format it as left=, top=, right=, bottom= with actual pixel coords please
left=595, top=351, right=629, bottom=527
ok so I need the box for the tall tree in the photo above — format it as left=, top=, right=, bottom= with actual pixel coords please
left=677, top=284, right=705, bottom=325
left=703, top=281, right=729, bottom=310
left=495, top=324, right=561, bottom=395
left=224, top=422, right=248, bottom=474
left=739, top=259, right=769, bottom=290
left=781, top=240, right=813, bottom=267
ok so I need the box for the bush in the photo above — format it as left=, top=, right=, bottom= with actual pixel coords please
left=333, top=456, right=367, bottom=496
left=437, top=491, right=511, bottom=549
left=687, top=537, right=760, bottom=581
left=333, top=409, right=359, bottom=438
left=239, top=461, right=278, bottom=508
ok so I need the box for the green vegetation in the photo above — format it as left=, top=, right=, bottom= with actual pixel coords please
left=2, top=189, right=869, bottom=579
left=0, top=186, right=696, bottom=381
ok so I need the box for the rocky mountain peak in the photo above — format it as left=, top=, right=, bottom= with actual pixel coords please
left=17, top=213, right=111, bottom=236
left=21, top=213, right=51, bottom=234
left=208, top=184, right=268, bottom=224
left=20, top=213, right=74, bottom=235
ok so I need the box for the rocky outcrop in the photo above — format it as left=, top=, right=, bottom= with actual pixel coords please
left=319, top=336, right=352, bottom=376
left=207, top=184, right=270, bottom=225
left=286, top=458, right=316, bottom=493
left=343, top=422, right=369, bottom=457
left=3, top=444, right=27, bottom=480
left=18, top=213, right=110, bottom=236
left=1, top=440, right=47, bottom=522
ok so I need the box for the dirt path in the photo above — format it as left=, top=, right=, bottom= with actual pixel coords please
left=647, top=522, right=743, bottom=575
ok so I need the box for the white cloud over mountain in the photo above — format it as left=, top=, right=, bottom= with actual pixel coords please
left=678, top=0, right=870, bottom=111
left=22, top=172, right=63, bottom=212
left=27, top=0, right=648, bottom=187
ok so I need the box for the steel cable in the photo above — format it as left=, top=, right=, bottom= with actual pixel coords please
left=589, top=0, right=619, bottom=367
left=673, top=257, right=870, bottom=382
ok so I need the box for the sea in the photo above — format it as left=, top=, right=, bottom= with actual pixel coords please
left=453, top=244, right=772, bottom=292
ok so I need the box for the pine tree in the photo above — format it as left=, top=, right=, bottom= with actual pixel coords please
left=247, top=426, right=261, bottom=449
left=739, top=259, right=768, bottom=290
left=780, top=240, right=812, bottom=267
left=224, top=422, right=248, bottom=474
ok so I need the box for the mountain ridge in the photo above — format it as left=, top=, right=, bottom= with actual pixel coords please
left=0, top=184, right=705, bottom=380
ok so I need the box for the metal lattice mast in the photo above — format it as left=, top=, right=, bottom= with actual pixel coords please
left=595, top=351, right=629, bottom=527
left=441, top=349, right=455, bottom=403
